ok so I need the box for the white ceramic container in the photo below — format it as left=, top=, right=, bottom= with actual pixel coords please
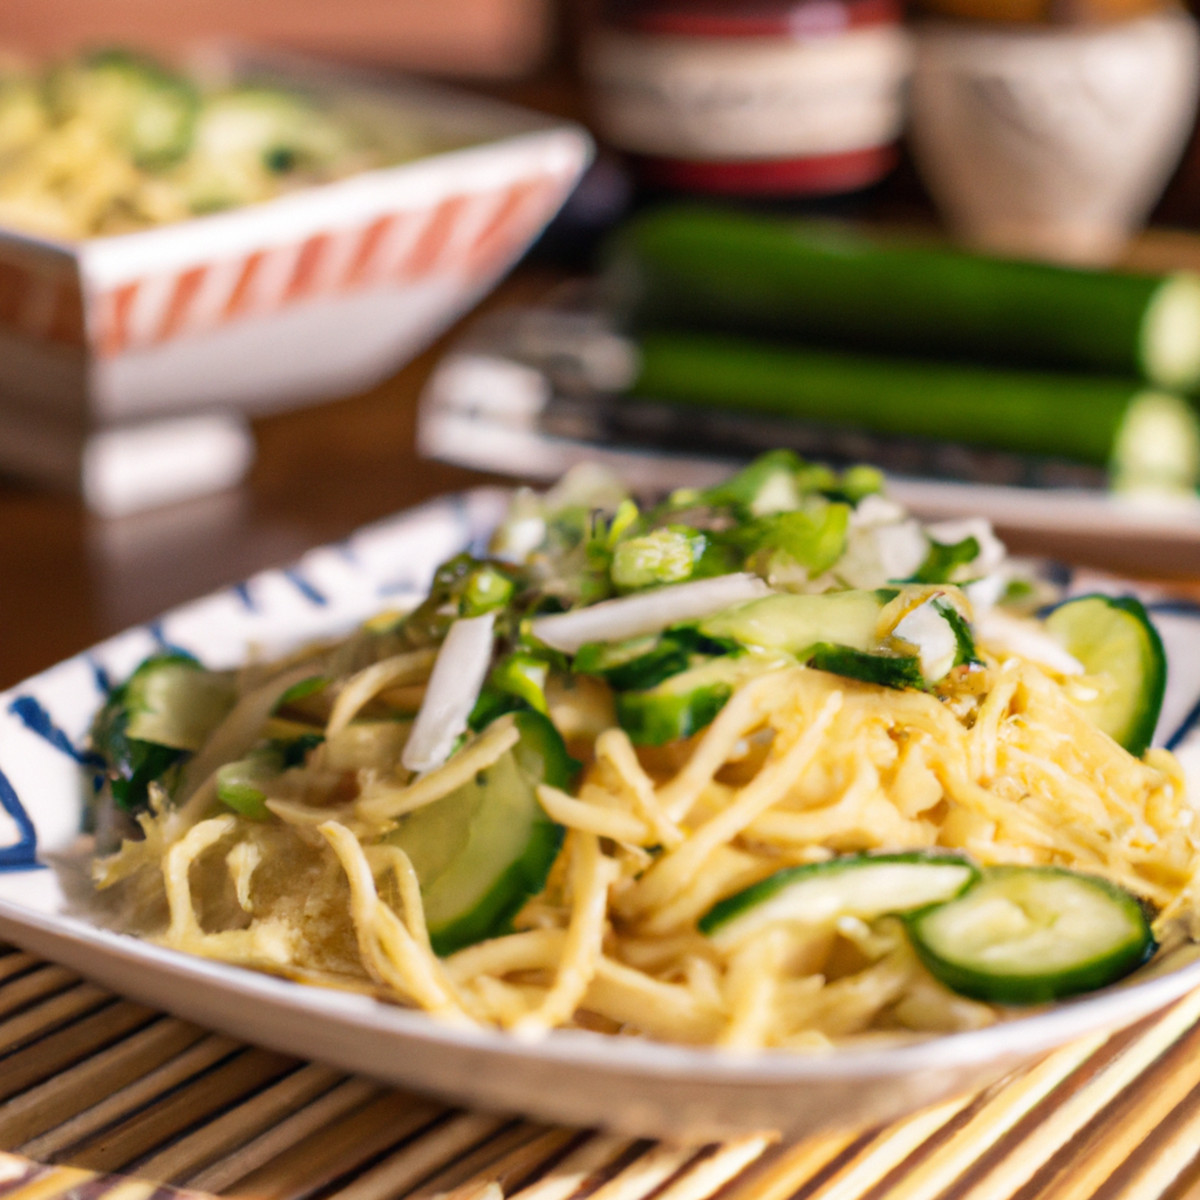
left=908, top=10, right=1200, bottom=265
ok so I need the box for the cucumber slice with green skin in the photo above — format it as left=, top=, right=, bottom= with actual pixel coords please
left=699, top=590, right=886, bottom=657
left=629, top=331, right=1200, bottom=491
left=939, top=602, right=982, bottom=670
left=697, top=590, right=974, bottom=688
left=615, top=654, right=769, bottom=746
left=806, top=643, right=926, bottom=690
left=612, top=206, right=1200, bottom=390
left=573, top=634, right=687, bottom=690
left=699, top=853, right=979, bottom=946
left=906, top=866, right=1156, bottom=1005
left=123, top=655, right=237, bottom=751
left=91, top=736, right=182, bottom=817
left=1044, top=594, right=1166, bottom=757
left=385, top=711, right=573, bottom=955
left=90, top=652, right=236, bottom=815
left=573, top=627, right=729, bottom=692
left=579, top=639, right=695, bottom=693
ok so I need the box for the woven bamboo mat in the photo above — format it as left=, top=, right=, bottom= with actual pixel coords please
left=4, top=941, right=1200, bottom=1200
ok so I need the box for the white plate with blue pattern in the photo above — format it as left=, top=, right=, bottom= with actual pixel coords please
left=4, top=489, right=1200, bottom=1143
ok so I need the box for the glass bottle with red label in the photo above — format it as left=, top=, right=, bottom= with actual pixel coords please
left=579, top=0, right=914, bottom=197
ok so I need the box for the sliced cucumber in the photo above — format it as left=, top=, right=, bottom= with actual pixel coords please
left=573, top=627, right=726, bottom=692
left=699, top=853, right=979, bottom=946
left=384, top=711, right=573, bottom=955
left=1142, top=272, right=1200, bottom=394
left=90, top=651, right=236, bottom=816
left=615, top=654, right=768, bottom=746
left=574, top=634, right=691, bottom=691
left=906, top=866, right=1156, bottom=1005
left=696, top=590, right=972, bottom=689
left=940, top=601, right=982, bottom=670
left=806, top=643, right=925, bottom=690
left=1110, top=392, right=1200, bottom=498
left=123, top=654, right=236, bottom=751
left=92, top=737, right=182, bottom=817
left=1044, top=593, right=1166, bottom=757
left=698, top=590, right=885, bottom=657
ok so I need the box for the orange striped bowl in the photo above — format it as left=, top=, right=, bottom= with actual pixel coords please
left=0, top=53, right=593, bottom=430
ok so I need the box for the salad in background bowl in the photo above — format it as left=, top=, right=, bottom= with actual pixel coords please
left=0, top=46, right=434, bottom=239
left=0, top=43, right=591, bottom=504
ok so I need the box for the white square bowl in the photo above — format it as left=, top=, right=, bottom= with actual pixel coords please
left=0, top=50, right=593, bottom=429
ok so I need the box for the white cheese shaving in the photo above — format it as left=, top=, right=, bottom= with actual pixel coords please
left=893, top=599, right=959, bottom=683
left=402, top=612, right=496, bottom=773
left=530, top=573, right=773, bottom=654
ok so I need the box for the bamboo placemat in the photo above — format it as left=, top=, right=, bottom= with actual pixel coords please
left=4, top=940, right=1200, bottom=1200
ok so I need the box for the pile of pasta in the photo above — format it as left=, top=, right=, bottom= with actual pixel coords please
left=93, top=629, right=1200, bottom=1050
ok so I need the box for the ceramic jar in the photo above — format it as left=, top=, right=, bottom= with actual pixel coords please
left=579, top=0, right=914, bottom=196
left=908, top=8, right=1200, bottom=264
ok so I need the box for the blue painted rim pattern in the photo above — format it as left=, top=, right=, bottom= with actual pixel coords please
left=0, top=766, right=41, bottom=870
